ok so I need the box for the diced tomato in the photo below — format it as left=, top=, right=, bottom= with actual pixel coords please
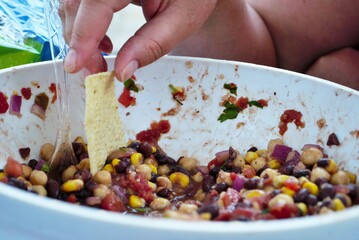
left=3, top=157, right=23, bottom=177
left=118, top=88, right=135, bottom=108
left=101, top=192, right=126, bottom=212
left=128, top=173, right=154, bottom=203
left=0, top=92, right=9, bottom=114
left=258, top=99, right=268, bottom=107
left=67, top=194, right=77, bottom=203
left=21, top=87, right=32, bottom=100
left=242, top=165, right=256, bottom=178
left=284, top=179, right=301, bottom=191
left=270, top=203, right=299, bottom=219
left=236, top=97, right=249, bottom=110
left=222, top=188, right=240, bottom=208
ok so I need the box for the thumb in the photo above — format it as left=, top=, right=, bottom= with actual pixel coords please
left=114, top=0, right=217, bottom=81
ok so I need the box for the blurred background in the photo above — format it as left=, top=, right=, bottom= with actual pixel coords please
left=0, top=0, right=145, bottom=69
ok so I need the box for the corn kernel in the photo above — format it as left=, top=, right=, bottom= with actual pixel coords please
left=297, top=202, right=308, bottom=215
left=268, top=159, right=281, bottom=169
left=273, top=175, right=289, bottom=188
left=256, top=149, right=268, bottom=157
left=199, top=212, right=212, bottom=220
left=302, top=181, right=319, bottom=195
left=130, top=153, right=143, bottom=167
left=146, top=164, right=158, bottom=174
left=148, top=181, right=156, bottom=191
left=325, top=159, right=338, bottom=174
left=332, top=198, right=345, bottom=211
left=61, top=179, right=84, bottom=193
left=244, top=189, right=265, bottom=199
left=129, top=195, right=145, bottom=208
left=102, top=164, right=114, bottom=173
left=151, top=146, right=157, bottom=153
left=345, top=171, right=357, bottom=184
left=0, top=172, right=7, bottom=181
left=111, top=158, right=121, bottom=167
left=244, top=151, right=259, bottom=164
left=169, top=172, right=190, bottom=188
left=281, top=186, right=295, bottom=197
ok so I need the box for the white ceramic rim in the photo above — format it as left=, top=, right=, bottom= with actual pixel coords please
left=1, top=55, right=359, bottom=233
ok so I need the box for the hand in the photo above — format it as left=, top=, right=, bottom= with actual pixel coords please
left=61, top=0, right=218, bottom=81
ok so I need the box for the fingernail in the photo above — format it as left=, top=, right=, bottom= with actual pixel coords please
left=120, top=60, right=139, bottom=82
left=64, top=49, right=77, bottom=72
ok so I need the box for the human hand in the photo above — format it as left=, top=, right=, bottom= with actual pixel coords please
left=61, top=0, right=218, bottom=81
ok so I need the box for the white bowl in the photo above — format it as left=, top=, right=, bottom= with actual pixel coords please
left=0, top=56, right=359, bottom=240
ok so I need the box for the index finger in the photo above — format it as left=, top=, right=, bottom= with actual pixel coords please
left=64, top=0, right=131, bottom=73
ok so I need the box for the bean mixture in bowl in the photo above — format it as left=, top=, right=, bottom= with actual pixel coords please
left=1, top=137, right=358, bottom=221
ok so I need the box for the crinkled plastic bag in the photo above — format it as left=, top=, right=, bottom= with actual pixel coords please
left=0, top=0, right=54, bottom=69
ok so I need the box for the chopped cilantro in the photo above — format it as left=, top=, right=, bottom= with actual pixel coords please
left=124, top=78, right=139, bottom=92
left=248, top=100, right=263, bottom=108
left=169, top=84, right=184, bottom=105
left=169, top=84, right=177, bottom=93
left=224, top=83, right=237, bottom=95
left=41, top=163, right=49, bottom=173
left=133, top=207, right=151, bottom=213
left=218, top=102, right=240, bottom=122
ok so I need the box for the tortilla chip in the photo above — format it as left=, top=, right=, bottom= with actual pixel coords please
left=85, top=71, right=126, bottom=174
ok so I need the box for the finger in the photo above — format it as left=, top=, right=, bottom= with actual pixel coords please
left=64, top=0, right=131, bottom=73
left=63, top=0, right=81, bottom=43
left=98, top=35, right=113, bottom=54
left=114, top=0, right=217, bottom=81
left=83, top=50, right=108, bottom=75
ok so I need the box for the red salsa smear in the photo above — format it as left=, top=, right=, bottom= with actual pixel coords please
left=48, top=83, right=57, bottom=104
left=21, top=87, right=32, bottom=100
left=136, top=120, right=171, bottom=146
left=279, top=109, right=305, bottom=135
left=236, top=97, right=249, bottom=110
left=0, top=92, right=9, bottom=114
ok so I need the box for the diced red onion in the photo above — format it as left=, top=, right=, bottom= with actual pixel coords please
left=9, top=95, right=22, bottom=116
left=30, top=103, right=46, bottom=120
left=34, top=159, right=46, bottom=170
left=271, top=144, right=292, bottom=164
left=301, top=144, right=323, bottom=152
left=285, top=150, right=300, bottom=164
left=232, top=175, right=245, bottom=192
left=215, top=150, right=230, bottom=165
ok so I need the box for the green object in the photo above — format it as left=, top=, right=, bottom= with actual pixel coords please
left=0, top=36, right=42, bottom=69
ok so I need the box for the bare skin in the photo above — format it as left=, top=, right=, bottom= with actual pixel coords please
left=62, top=0, right=359, bottom=89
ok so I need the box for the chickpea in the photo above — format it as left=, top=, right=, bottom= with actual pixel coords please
left=330, top=170, right=350, bottom=185
left=157, top=165, right=170, bottom=176
left=178, top=157, right=198, bottom=171
left=136, top=164, right=152, bottom=181
left=62, top=165, right=78, bottom=182
left=216, top=170, right=232, bottom=186
left=191, top=172, right=203, bottom=183
left=93, top=170, right=112, bottom=185
left=178, top=203, right=198, bottom=214
left=260, top=168, right=279, bottom=180
left=93, top=184, right=110, bottom=199
left=156, top=176, right=172, bottom=190
left=29, top=170, right=48, bottom=186
left=39, top=143, right=55, bottom=161
left=233, top=155, right=245, bottom=168
left=310, top=167, right=330, bottom=182
left=77, top=158, right=90, bottom=170
left=21, top=165, right=32, bottom=179
left=31, top=185, right=47, bottom=196
left=300, top=148, right=323, bottom=166
left=150, top=197, right=170, bottom=210
left=250, top=157, right=267, bottom=172
left=267, top=138, right=283, bottom=152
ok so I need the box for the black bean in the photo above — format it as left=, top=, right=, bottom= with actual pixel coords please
left=46, top=179, right=60, bottom=199
left=149, top=172, right=157, bottom=183
left=170, top=165, right=189, bottom=176
left=138, top=142, right=153, bottom=158
left=305, top=194, right=318, bottom=206
left=279, top=165, right=294, bottom=175
left=293, top=188, right=310, bottom=203
left=293, top=169, right=310, bottom=178
left=316, top=158, right=330, bottom=168
left=197, top=204, right=219, bottom=219
left=335, top=194, right=348, bottom=206
left=75, top=188, right=91, bottom=200
left=155, top=152, right=169, bottom=165
left=244, top=178, right=259, bottom=190
left=127, top=141, right=140, bottom=150
left=202, top=175, right=215, bottom=193
left=247, top=147, right=258, bottom=152
left=74, top=169, right=92, bottom=183
left=72, top=142, right=85, bottom=157
left=85, top=180, right=98, bottom=191
left=157, top=188, right=171, bottom=198
left=209, top=166, right=221, bottom=177
left=213, top=182, right=228, bottom=193
left=348, top=184, right=359, bottom=200
left=115, top=158, right=130, bottom=173
left=327, top=133, right=340, bottom=146
left=8, top=177, right=27, bottom=190
left=28, top=159, right=38, bottom=169
left=319, top=183, right=335, bottom=200
left=314, top=177, right=328, bottom=187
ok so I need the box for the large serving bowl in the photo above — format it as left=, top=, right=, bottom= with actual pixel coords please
left=0, top=56, right=358, bottom=240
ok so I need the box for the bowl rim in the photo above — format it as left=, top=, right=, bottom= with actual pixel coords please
left=1, top=55, right=359, bottom=233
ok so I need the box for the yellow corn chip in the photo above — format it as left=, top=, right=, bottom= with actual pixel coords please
left=85, top=71, right=126, bottom=174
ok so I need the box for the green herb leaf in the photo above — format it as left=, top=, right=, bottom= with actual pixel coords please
left=41, top=163, right=49, bottom=173
left=248, top=100, right=263, bottom=109
left=124, top=78, right=139, bottom=92
left=133, top=207, right=151, bottom=213
left=218, top=103, right=239, bottom=122
left=223, top=83, right=238, bottom=95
